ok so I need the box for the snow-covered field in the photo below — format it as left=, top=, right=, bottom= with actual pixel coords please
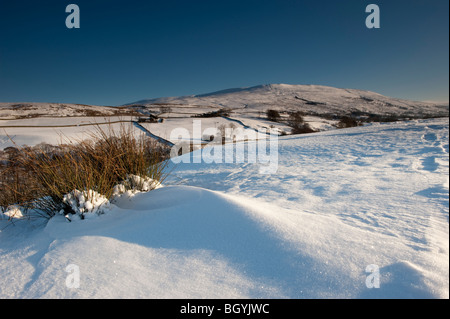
left=0, top=116, right=281, bottom=149
left=0, top=118, right=448, bottom=299
left=0, top=116, right=138, bottom=150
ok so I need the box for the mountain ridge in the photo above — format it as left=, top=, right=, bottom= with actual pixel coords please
left=129, top=84, right=448, bottom=105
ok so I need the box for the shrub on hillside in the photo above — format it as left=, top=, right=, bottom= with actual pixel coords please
left=336, top=116, right=360, bottom=128
left=288, top=111, right=305, bottom=127
left=290, top=123, right=316, bottom=135
left=266, top=109, right=281, bottom=122
left=192, top=108, right=231, bottom=118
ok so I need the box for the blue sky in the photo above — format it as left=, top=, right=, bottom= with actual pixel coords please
left=0, top=0, right=448, bottom=106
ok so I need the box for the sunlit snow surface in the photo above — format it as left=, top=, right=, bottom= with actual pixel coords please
left=0, top=118, right=448, bottom=298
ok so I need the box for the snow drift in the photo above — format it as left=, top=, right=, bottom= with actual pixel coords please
left=0, top=118, right=448, bottom=299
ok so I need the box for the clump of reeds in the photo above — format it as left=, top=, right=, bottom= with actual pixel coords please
left=0, top=122, right=170, bottom=219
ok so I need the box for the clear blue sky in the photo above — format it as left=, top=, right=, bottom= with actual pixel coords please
left=0, top=0, right=448, bottom=106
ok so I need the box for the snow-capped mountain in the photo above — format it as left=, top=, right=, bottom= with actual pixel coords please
left=127, top=84, right=449, bottom=118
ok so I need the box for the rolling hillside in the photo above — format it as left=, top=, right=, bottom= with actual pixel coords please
left=127, top=84, right=449, bottom=118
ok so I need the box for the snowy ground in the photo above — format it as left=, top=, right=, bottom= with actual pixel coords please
left=0, top=116, right=137, bottom=150
left=0, top=114, right=338, bottom=152
left=0, top=118, right=448, bottom=299
left=1, top=116, right=273, bottom=150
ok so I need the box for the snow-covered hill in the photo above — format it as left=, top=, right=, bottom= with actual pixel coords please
left=0, top=102, right=139, bottom=120
left=1, top=118, right=448, bottom=299
left=127, top=84, right=449, bottom=118
left=1, top=84, right=447, bottom=121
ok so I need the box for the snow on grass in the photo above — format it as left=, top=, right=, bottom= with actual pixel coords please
left=112, top=174, right=163, bottom=203
left=0, top=118, right=448, bottom=298
left=62, top=189, right=111, bottom=220
left=2, top=206, right=24, bottom=219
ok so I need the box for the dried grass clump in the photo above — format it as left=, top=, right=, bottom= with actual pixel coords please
left=0, top=123, right=170, bottom=219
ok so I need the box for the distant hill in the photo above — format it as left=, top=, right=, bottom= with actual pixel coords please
left=0, top=102, right=139, bottom=120
left=1, top=84, right=448, bottom=120
left=126, top=84, right=449, bottom=119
